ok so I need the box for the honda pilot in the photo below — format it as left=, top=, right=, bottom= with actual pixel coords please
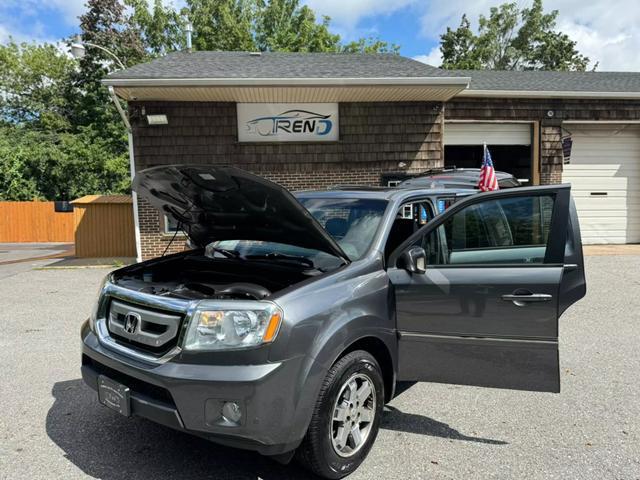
left=80, top=166, right=586, bottom=478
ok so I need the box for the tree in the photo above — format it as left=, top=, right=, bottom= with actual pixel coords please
left=127, top=0, right=186, bottom=56
left=342, top=37, right=400, bottom=54
left=187, top=0, right=256, bottom=51
left=440, top=16, right=483, bottom=69
left=0, top=42, right=75, bottom=131
left=71, top=0, right=146, bottom=133
left=439, top=0, right=590, bottom=71
left=255, top=0, right=340, bottom=52
left=0, top=126, right=129, bottom=201
left=0, top=0, right=401, bottom=201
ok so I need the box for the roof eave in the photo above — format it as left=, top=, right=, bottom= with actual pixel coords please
left=102, top=76, right=471, bottom=88
left=458, top=89, right=640, bottom=99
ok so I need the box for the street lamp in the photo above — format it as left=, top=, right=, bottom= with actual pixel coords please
left=70, top=35, right=126, bottom=70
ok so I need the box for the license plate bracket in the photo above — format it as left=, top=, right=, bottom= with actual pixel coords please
left=98, top=375, right=131, bottom=417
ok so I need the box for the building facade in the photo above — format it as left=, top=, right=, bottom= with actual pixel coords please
left=105, top=52, right=640, bottom=258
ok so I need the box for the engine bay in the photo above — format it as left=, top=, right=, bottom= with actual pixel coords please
left=115, top=276, right=272, bottom=301
left=112, top=251, right=316, bottom=301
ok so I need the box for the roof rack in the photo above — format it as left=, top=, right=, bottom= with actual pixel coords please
left=327, top=184, right=390, bottom=191
left=411, top=165, right=458, bottom=177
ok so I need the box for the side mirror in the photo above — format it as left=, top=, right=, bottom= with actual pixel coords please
left=399, top=247, right=427, bottom=274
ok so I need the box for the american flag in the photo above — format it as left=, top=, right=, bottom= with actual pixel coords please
left=477, top=144, right=499, bottom=191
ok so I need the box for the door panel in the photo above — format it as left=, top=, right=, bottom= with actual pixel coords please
left=389, top=266, right=562, bottom=339
left=398, top=334, right=559, bottom=392
left=389, top=185, right=583, bottom=393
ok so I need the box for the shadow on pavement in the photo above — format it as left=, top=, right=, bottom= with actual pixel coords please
left=47, top=379, right=506, bottom=480
left=47, top=379, right=316, bottom=480
left=382, top=405, right=507, bottom=445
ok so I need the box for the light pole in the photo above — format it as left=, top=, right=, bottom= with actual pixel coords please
left=70, top=35, right=127, bottom=70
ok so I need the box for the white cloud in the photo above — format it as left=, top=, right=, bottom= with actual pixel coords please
left=306, top=0, right=640, bottom=70
left=1, top=0, right=86, bottom=25
left=416, top=0, right=640, bottom=71
left=0, top=22, right=56, bottom=45
left=413, top=46, right=442, bottom=67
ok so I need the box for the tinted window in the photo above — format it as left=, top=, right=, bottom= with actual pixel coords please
left=424, top=195, right=555, bottom=265
left=298, top=198, right=388, bottom=260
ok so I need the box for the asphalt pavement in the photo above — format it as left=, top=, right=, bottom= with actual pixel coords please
left=0, top=253, right=638, bottom=479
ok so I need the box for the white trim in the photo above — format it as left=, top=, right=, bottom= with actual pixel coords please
left=563, top=120, right=640, bottom=124
left=445, top=119, right=537, bottom=124
left=459, top=89, right=640, bottom=99
left=108, top=86, right=141, bottom=262
left=103, top=76, right=471, bottom=88
left=128, top=132, right=142, bottom=263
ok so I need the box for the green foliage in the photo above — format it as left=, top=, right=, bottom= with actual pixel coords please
left=440, top=15, right=483, bottom=69
left=126, top=0, right=186, bottom=56
left=0, top=126, right=129, bottom=201
left=255, top=0, right=340, bottom=52
left=187, top=0, right=256, bottom=51
left=0, top=0, right=399, bottom=201
left=0, top=42, right=76, bottom=131
left=342, top=37, right=400, bottom=54
left=439, top=0, right=590, bottom=71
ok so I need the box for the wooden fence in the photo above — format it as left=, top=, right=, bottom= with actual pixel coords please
left=0, top=202, right=75, bottom=242
left=72, top=195, right=136, bottom=257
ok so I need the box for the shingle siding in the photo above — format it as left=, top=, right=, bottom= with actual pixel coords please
left=132, top=97, right=640, bottom=259
left=132, top=101, right=444, bottom=259
left=446, top=97, right=640, bottom=184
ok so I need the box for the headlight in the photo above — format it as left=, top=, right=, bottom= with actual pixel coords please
left=184, top=300, right=283, bottom=351
left=89, top=274, right=110, bottom=332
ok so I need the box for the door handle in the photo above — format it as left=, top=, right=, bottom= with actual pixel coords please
left=502, top=293, right=552, bottom=306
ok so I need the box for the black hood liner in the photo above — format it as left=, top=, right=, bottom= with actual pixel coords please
left=133, top=165, right=349, bottom=262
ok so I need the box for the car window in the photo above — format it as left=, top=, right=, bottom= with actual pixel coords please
left=423, top=195, right=555, bottom=265
left=297, top=198, right=388, bottom=260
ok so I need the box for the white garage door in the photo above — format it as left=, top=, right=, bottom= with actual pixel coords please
left=562, top=124, right=640, bottom=244
left=444, top=122, right=531, bottom=145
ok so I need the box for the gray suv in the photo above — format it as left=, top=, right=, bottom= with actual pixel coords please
left=81, top=166, right=586, bottom=478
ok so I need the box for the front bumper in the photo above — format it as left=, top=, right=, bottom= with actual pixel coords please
left=81, top=321, right=312, bottom=455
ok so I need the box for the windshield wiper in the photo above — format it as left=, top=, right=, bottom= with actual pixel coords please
left=246, top=252, right=315, bottom=269
left=207, top=246, right=241, bottom=259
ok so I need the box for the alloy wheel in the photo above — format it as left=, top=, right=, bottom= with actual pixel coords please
left=330, top=372, right=376, bottom=458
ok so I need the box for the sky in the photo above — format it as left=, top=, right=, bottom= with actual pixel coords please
left=0, top=0, right=638, bottom=71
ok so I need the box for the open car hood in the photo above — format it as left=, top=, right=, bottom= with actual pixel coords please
left=134, top=165, right=350, bottom=263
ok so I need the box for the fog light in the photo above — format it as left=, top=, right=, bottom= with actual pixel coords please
left=222, top=401, right=242, bottom=424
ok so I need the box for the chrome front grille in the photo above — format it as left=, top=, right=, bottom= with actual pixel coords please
left=108, top=299, right=183, bottom=354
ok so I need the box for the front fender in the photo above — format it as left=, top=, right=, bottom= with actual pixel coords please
left=270, top=267, right=397, bottom=447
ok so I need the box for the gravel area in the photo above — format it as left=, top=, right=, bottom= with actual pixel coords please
left=0, top=255, right=638, bottom=479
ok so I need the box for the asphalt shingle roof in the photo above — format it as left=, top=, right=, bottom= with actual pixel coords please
left=106, top=51, right=640, bottom=95
left=443, top=69, right=640, bottom=93
left=107, top=51, right=444, bottom=79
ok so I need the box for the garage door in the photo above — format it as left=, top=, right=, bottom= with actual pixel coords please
left=444, top=122, right=531, bottom=145
left=562, top=124, right=640, bottom=244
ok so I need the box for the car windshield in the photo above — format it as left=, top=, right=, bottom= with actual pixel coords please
left=298, top=197, right=388, bottom=260
left=206, top=197, right=388, bottom=268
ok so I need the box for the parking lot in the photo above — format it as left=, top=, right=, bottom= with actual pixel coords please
left=0, top=248, right=638, bottom=480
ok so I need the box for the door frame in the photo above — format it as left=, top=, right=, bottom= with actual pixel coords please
left=388, top=184, right=571, bottom=269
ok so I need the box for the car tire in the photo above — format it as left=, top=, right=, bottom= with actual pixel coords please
left=296, top=350, right=384, bottom=479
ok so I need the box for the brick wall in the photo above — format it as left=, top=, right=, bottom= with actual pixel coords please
left=446, top=97, right=640, bottom=184
left=131, top=101, right=444, bottom=258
